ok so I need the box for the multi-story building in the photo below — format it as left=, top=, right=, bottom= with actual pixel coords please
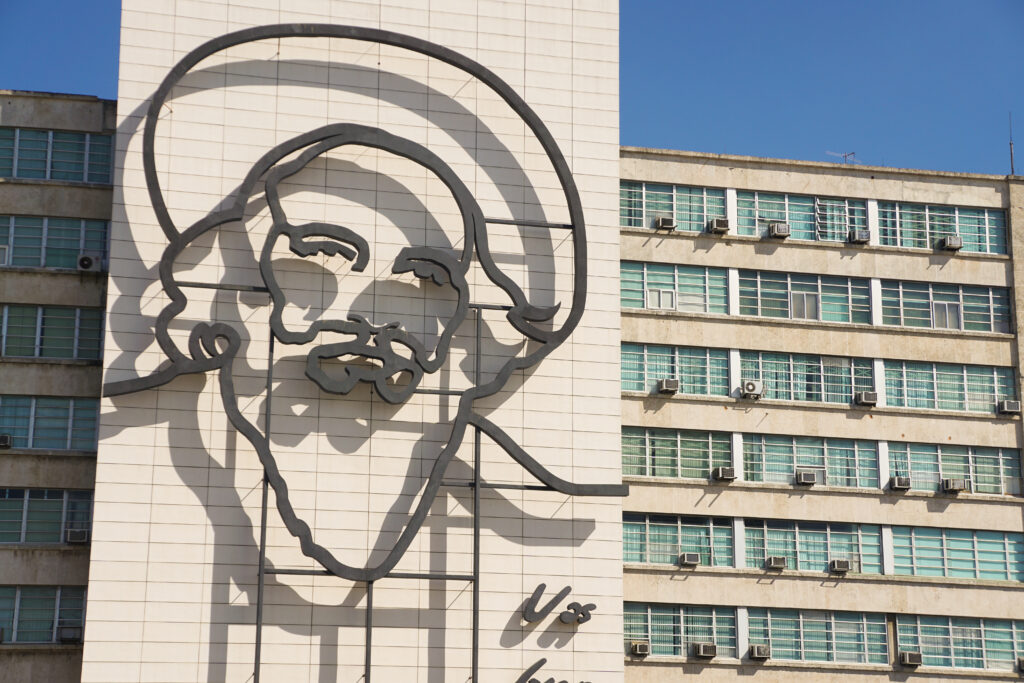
left=0, top=90, right=114, bottom=682
left=619, top=146, right=1024, bottom=681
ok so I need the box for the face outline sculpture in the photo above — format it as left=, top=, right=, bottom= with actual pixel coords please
left=104, top=24, right=626, bottom=586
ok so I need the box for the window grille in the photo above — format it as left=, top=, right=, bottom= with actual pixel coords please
left=739, top=351, right=873, bottom=404
left=743, top=434, right=879, bottom=488
left=0, top=127, right=112, bottom=183
left=0, top=586, right=86, bottom=643
left=896, top=616, right=1024, bottom=671
left=878, top=202, right=1007, bottom=254
left=892, top=526, right=1024, bottom=581
left=881, top=280, right=1010, bottom=333
left=0, top=215, right=109, bottom=269
left=619, top=181, right=727, bottom=231
left=624, top=602, right=738, bottom=658
left=888, top=442, right=1021, bottom=495
left=0, top=489, right=93, bottom=543
left=1, top=305, right=103, bottom=360
left=739, top=270, right=870, bottom=323
left=744, top=519, right=882, bottom=574
left=621, top=343, right=730, bottom=395
left=748, top=609, right=888, bottom=663
left=0, top=396, right=99, bottom=451
left=621, top=262, right=728, bottom=314
left=884, top=360, right=1016, bottom=413
left=737, top=192, right=866, bottom=241
left=623, top=513, right=734, bottom=567
left=622, top=427, right=731, bottom=479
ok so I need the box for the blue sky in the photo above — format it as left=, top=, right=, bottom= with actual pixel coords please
left=2, top=0, right=1022, bottom=174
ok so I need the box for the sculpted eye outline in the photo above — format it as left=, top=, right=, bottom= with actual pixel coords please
left=279, top=222, right=370, bottom=270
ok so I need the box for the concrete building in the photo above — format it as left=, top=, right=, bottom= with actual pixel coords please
left=0, top=90, right=115, bottom=682
left=619, top=146, right=1024, bottom=681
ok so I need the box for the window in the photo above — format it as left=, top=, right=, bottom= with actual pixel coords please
left=621, top=343, right=730, bottom=395
left=621, top=262, right=728, bottom=314
left=896, top=616, right=1024, bottom=671
left=740, top=351, right=873, bottom=404
left=737, top=192, right=866, bottom=241
left=624, top=603, right=738, bottom=658
left=745, top=519, right=881, bottom=574
left=0, top=396, right=99, bottom=451
left=0, top=489, right=92, bottom=543
left=0, top=586, right=86, bottom=643
left=624, top=513, right=734, bottom=567
left=1, top=305, right=103, bottom=360
left=881, top=280, right=1011, bottom=333
left=743, top=434, right=879, bottom=488
left=892, top=526, right=1024, bottom=581
left=884, top=360, right=1016, bottom=413
left=889, top=442, right=1021, bottom=495
left=748, top=609, right=888, bottom=664
left=622, top=427, right=731, bottom=479
left=878, top=202, right=1007, bottom=254
left=619, top=181, right=726, bottom=231
left=739, top=271, right=870, bottom=323
left=0, top=128, right=112, bottom=183
left=0, top=216, right=109, bottom=269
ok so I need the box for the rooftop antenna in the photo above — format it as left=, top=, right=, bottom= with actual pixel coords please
left=826, top=151, right=857, bottom=164
left=1011, top=112, right=1016, bottom=175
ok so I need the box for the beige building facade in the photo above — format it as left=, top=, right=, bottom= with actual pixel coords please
left=620, top=147, right=1024, bottom=681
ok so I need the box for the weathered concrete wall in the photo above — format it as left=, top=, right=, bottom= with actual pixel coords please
left=0, top=546, right=91, bottom=585
left=0, top=361, right=102, bottom=397
left=0, top=647, right=83, bottom=683
left=0, top=90, right=115, bottom=133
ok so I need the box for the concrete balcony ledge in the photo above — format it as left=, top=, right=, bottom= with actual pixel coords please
left=1, top=448, right=96, bottom=458
left=0, top=265, right=106, bottom=277
left=0, top=177, right=112, bottom=190
left=625, top=656, right=1022, bottom=679
left=624, top=562, right=1024, bottom=592
left=0, top=357, right=101, bottom=367
left=0, top=644, right=83, bottom=652
left=623, top=475, right=1024, bottom=507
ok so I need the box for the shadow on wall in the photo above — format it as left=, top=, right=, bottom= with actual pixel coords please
left=100, top=52, right=594, bottom=682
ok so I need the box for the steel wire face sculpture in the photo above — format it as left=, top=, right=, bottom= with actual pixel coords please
left=104, top=23, right=625, bottom=676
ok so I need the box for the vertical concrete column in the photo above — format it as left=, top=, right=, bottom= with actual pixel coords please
left=872, top=358, right=887, bottom=405
left=881, top=526, right=895, bottom=575
left=877, top=440, right=890, bottom=487
left=728, top=349, right=742, bottom=398
left=727, top=268, right=740, bottom=316
left=1006, top=178, right=1024, bottom=454
left=735, top=606, right=750, bottom=659
left=733, top=518, right=746, bottom=568
left=869, top=278, right=883, bottom=326
left=867, top=199, right=880, bottom=246
left=731, top=432, right=745, bottom=482
left=726, top=188, right=738, bottom=232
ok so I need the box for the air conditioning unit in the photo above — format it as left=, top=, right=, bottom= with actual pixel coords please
left=847, top=229, right=871, bottom=244
left=889, top=476, right=912, bottom=491
left=630, top=640, right=651, bottom=657
left=828, top=558, right=852, bottom=574
left=767, top=222, right=790, bottom=239
left=711, top=466, right=736, bottom=482
left=77, top=252, right=103, bottom=272
left=765, top=555, right=787, bottom=570
left=692, top=642, right=718, bottom=658
left=740, top=379, right=763, bottom=399
left=853, top=391, right=878, bottom=407
left=749, top=644, right=771, bottom=660
left=1017, top=656, right=1024, bottom=674
left=899, top=651, right=922, bottom=667
left=657, top=378, right=680, bottom=395
left=938, top=235, right=963, bottom=251
left=65, top=528, right=90, bottom=544
left=678, top=552, right=701, bottom=567
left=654, top=216, right=676, bottom=231
left=0, top=434, right=11, bottom=450
left=941, top=478, right=968, bottom=493
left=706, top=218, right=730, bottom=234
left=57, top=625, right=83, bottom=643
left=795, top=469, right=818, bottom=486
left=998, top=399, right=1022, bottom=415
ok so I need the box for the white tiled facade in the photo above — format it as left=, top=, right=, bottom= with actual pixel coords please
left=84, top=1, right=622, bottom=681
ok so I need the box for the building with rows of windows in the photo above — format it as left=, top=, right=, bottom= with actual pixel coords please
left=619, top=146, right=1024, bottom=680
left=0, top=91, right=112, bottom=681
